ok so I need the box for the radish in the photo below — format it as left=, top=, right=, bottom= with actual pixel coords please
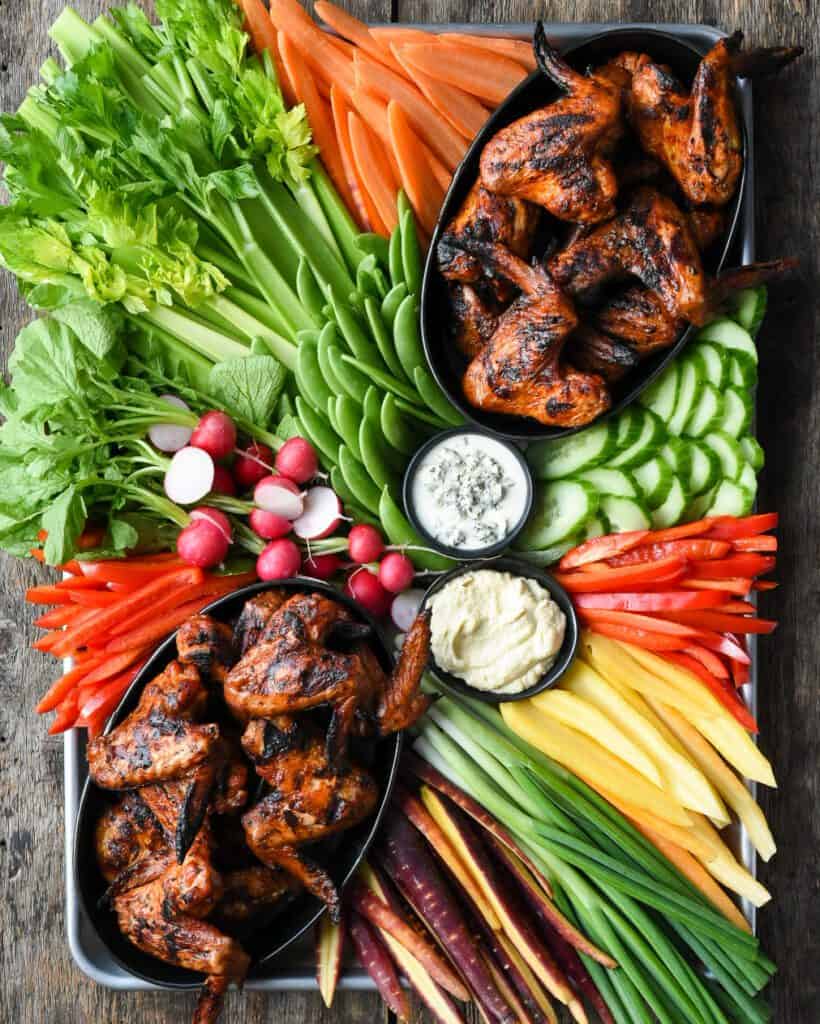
left=275, top=435, right=319, bottom=484
left=210, top=464, right=236, bottom=496
left=378, top=552, right=414, bottom=593
left=249, top=508, right=292, bottom=541
left=348, top=523, right=384, bottom=563
left=164, top=446, right=215, bottom=505
left=257, top=538, right=301, bottom=580
left=177, top=519, right=229, bottom=568
left=292, top=486, right=343, bottom=540
left=148, top=395, right=193, bottom=452
left=391, top=588, right=425, bottom=631
left=190, top=507, right=232, bottom=544
left=303, top=553, right=342, bottom=580
left=190, top=410, right=237, bottom=460
left=234, top=441, right=273, bottom=489
left=346, top=567, right=391, bottom=617
left=254, top=475, right=304, bottom=520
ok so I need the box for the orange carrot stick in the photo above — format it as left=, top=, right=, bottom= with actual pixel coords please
left=390, top=43, right=489, bottom=140
left=421, top=142, right=452, bottom=193
left=441, top=32, right=537, bottom=72
left=350, top=86, right=390, bottom=144
left=387, top=101, right=444, bottom=236
left=237, top=0, right=279, bottom=56
left=348, top=110, right=398, bottom=235
left=269, top=0, right=355, bottom=95
left=315, top=1, right=403, bottom=74
left=369, top=26, right=429, bottom=46
left=398, top=42, right=527, bottom=105
left=331, top=86, right=378, bottom=232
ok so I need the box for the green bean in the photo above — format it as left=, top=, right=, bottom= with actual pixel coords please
left=393, top=293, right=425, bottom=381
left=388, top=224, right=404, bottom=286
left=296, top=257, right=325, bottom=325
left=338, top=444, right=382, bottom=515
left=380, top=393, right=417, bottom=456
left=295, top=339, right=334, bottom=414
left=381, top=282, right=409, bottom=329
left=340, top=353, right=420, bottom=406
left=400, top=206, right=422, bottom=297
left=330, top=347, right=371, bottom=403
left=365, top=296, right=407, bottom=381
left=294, top=397, right=340, bottom=465
left=335, top=395, right=364, bottom=461
left=355, top=232, right=391, bottom=267
left=359, top=417, right=400, bottom=492
left=331, top=293, right=386, bottom=368
left=413, top=365, right=465, bottom=426
left=394, top=396, right=449, bottom=429
left=316, top=322, right=345, bottom=394
left=378, top=487, right=456, bottom=571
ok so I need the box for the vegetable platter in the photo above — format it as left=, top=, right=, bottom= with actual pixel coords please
left=0, top=0, right=796, bottom=1021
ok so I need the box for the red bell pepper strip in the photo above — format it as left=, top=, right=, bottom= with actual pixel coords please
left=48, top=690, right=80, bottom=734
left=25, top=585, right=76, bottom=605
left=643, top=518, right=725, bottom=543
left=662, top=653, right=758, bottom=733
left=681, top=644, right=730, bottom=679
left=33, top=603, right=89, bottom=629
left=77, top=647, right=151, bottom=688
left=578, top=609, right=703, bottom=637
left=696, top=631, right=751, bottom=665
left=682, top=578, right=753, bottom=596
left=35, top=658, right=106, bottom=714
left=729, top=634, right=751, bottom=687
left=686, top=554, right=776, bottom=580
left=712, top=601, right=757, bottom=614
left=103, top=596, right=219, bottom=654
left=653, top=610, right=777, bottom=635
left=77, top=667, right=143, bottom=736
left=67, top=589, right=123, bottom=608
left=607, top=539, right=731, bottom=567
left=559, top=530, right=649, bottom=570
left=732, top=535, right=778, bottom=552
left=585, top=621, right=690, bottom=651
left=54, top=575, right=107, bottom=591
left=704, top=513, right=778, bottom=540
left=573, top=590, right=731, bottom=612
left=752, top=580, right=778, bottom=591
left=554, top=556, right=687, bottom=593
left=79, top=558, right=186, bottom=585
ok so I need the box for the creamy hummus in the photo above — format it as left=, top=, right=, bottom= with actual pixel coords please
left=428, top=570, right=566, bottom=695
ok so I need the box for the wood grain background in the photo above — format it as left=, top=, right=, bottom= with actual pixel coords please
left=0, top=1, right=817, bottom=1021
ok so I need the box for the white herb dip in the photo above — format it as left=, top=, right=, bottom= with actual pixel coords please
left=410, top=433, right=529, bottom=551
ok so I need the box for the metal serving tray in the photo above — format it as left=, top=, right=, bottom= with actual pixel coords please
left=63, top=20, right=758, bottom=992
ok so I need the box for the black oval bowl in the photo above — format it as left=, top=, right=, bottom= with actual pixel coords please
left=420, top=27, right=747, bottom=442
left=420, top=557, right=578, bottom=704
left=402, top=427, right=535, bottom=559
left=74, top=578, right=402, bottom=989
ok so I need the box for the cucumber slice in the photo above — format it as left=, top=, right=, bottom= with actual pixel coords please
left=514, top=536, right=581, bottom=566
left=578, top=468, right=639, bottom=498
left=517, top=480, right=599, bottom=549
left=527, top=422, right=616, bottom=480
left=650, top=477, right=687, bottom=529
left=740, top=435, right=765, bottom=471
left=668, top=359, right=700, bottom=436
left=640, top=363, right=679, bottom=422
left=731, top=287, right=767, bottom=337
left=632, top=457, right=675, bottom=509
left=660, top=437, right=693, bottom=484
left=609, top=410, right=666, bottom=469
left=691, top=342, right=728, bottom=388
left=615, top=406, right=645, bottom=449
left=683, top=383, right=724, bottom=438
left=687, top=442, right=721, bottom=496
left=707, top=479, right=754, bottom=517
left=600, top=495, right=651, bottom=532
left=737, top=461, right=758, bottom=492
left=697, top=317, right=758, bottom=368
left=729, top=355, right=757, bottom=388
left=720, top=387, right=753, bottom=438
left=582, top=516, right=607, bottom=540
left=702, top=431, right=744, bottom=480
left=686, top=486, right=718, bottom=520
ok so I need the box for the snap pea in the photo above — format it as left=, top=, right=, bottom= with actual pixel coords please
left=413, top=365, right=465, bottom=427
left=378, top=487, right=456, bottom=571
left=296, top=257, right=326, bottom=325
left=329, top=466, right=382, bottom=528
left=380, top=393, right=417, bottom=456
left=340, top=353, right=421, bottom=406
left=330, top=347, right=371, bottom=403
left=362, top=385, right=382, bottom=425
left=363, top=387, right=405, bottom=473
left=381, top=282, right=409, bottom=329
left=388, top=225, right=404, bottom=287
left=316, top=322, right=345, bottom=394
left=294, top=397, right=341, bottom=465
left=356, top=254, right=388, bottom=301
left=400, top=207, right=423, bottom=297
left=335, top=394, right=364, bottom=460
left=296, top=328, right=320, bottom=344
left=250, top=337, right=270, bottom=355
left=331, top=293, right=386, bottom=369
left=338, top=444, right=382, bottom=515
left=365, top=296, right=406, bottom=381
left=393, top=293, right=425, bottom=381
left=359, top=416, right=400, bottom=492
left=355, top=232, right=391, bottom=267
left=394, top=396, right=449, bottom=429
left=296, top=339, right=334, bottom=414
left=326, top=396, right=342, bottom=438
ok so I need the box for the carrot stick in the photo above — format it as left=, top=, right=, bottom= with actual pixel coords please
left=237, top=0, right=279, bottom=56
left=390, top=43, right=489, bottom=140
left=369, top=26, right=429, bottom=46
left=421, top=142, right=452, bottom=193
left=269, top=0, right=355, bottom=95
left=49, top=690, right=80, bottom=735
left=314, top=1, right=403, bottom=75
left=77, top=647, right=151, bottom=689
left=354, top=52, right=467, bottom=170
left=441, top=32, right=537, bottom=72
left=330, top=85, right=374, bottom=231
left=398, top=42, right=527, bottom=105
left=387, top=101, right=444, bottom=237
left=348, top=110, right=398, bottom=235
left=36, top=658, right=106, bottom=714
left=349, top=86, right=390, bottom=144
left=102, top=596, right=218, bottom=654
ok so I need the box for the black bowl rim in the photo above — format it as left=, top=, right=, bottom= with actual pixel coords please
left=420, top=556, right=579, bottom=704
left=401, top=426, right=535, bottom=559
left=420, top=25, right=748, bottom=443
left=73, top=577, right=403, bottom=990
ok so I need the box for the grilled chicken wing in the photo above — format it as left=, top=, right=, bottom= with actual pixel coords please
left=233, top=590, right=289, bottom=655
left=213, top=866, right=298, bottom=929
left=447, top=282, right=502, bottom=358
left=480, top=23, right=623, bottom=223
left=241, top=718, right=378, bottom=920
left=177, top=615, right=235, bottom=686
left=565, top=325, right=640, bottom=382
left=375, top=611, right=432, bottom=734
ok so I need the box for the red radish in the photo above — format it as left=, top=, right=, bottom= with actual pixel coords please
left=303, top=553, right=342, bottom=580
left=257, top=538, right=301, bottom=580
left=164, top=446, right=215, bottom=505
left=379, top=552, right=414, bottom=593
left=177, top=520, right=229, bottom=568
left=348, top=523, right=384, bottom=563
left=292, top=486, right=343, bottom=539
left=249, top=508, right=292, bottom=541
left=148, top=395, right=193, bottom=452
left=391, top=588, right=425, bottom=631
left=254, top=475, right=304, bottom=520
left=234, top=441, right=274, bottom=489
left=190, top=507, right=232, bottom=544
left=275, top=435, right=319, bottom=483
left=210, top=464, right=237, bottom=496
left=346, top=567, right=391, bottom=617
left=190, top=410, right=237, bottom=460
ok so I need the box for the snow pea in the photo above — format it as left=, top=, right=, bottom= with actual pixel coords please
left=359, top=417, right=400, bottom=493
left=381, top=282, right=409, bottom=330
left=400, top=207, right=422, bottom=297
left=338, top=444, right=382, bottom=515
left=331, top=467, right=382, bottom=529
left=362, top=385, right=382, bottom=426
left=355, top=232, right=391, bottom=268
left=335, top=394, right=364, bottom=461
left=356, top=254, right=388, bottom=300
left=378, top=487, right=456, bottom=571
left=393, top=293, right=425, bottom=381
left=331, top=293, right=386, bottom=369
left=380, top=394, right=417, bottom=456
left=365, top=296, right=406, bottom=381
left=295, top=397, right=341, bottom=465
left=330, top=347, right=371, bottom=404
left=295, top=339, right=334, bottom=414
left=340, top=353, right=420, bottom=406
left=413, top=366, right=464, bottom=427
left=388, top=225, right=404, bottom=287
left=363, top=388, right=405, bottom=473
left=316, top=323, right=345, bottom=395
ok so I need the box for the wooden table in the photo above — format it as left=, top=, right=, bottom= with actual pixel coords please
left=0, top=1, right=817, bottom=1021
